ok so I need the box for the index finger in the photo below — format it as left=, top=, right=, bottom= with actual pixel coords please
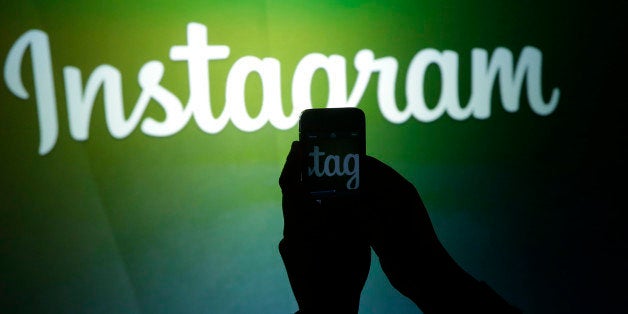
left=279, top=141, right=303, bottom=192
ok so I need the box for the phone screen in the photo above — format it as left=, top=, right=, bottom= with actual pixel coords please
left=299, top=108, right=365, bottom=198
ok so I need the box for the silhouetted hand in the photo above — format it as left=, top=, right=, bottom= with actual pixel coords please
left=278, top=141, right=371, bottom=313
left=361, top=155, right=522, bottom=313
left=279, top=141, right=521, bottom=313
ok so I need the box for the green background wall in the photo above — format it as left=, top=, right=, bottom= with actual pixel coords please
left=1, top=1, right=625, bottom=313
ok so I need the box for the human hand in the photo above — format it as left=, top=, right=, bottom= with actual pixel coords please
left=278, top=141, right=371, bottom=313
left=361, top=156, right=522, bottom=313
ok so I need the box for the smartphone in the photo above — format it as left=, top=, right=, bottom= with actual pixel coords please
left=298, top=107, right=366, bottom=199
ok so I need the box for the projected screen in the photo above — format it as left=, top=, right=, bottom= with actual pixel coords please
left=1, top=1, right=623, bottom=313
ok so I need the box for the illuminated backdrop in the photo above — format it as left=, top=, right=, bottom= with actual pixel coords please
left=1, top=1, right=624, bottom=313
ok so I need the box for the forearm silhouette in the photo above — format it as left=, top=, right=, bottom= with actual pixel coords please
left=279, top=141, right=521, bottom=313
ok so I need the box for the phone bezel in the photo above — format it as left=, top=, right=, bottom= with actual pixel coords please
left=298, top=107, right=366, bottom=198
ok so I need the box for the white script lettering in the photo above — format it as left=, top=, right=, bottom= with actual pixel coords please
left=308, top=146, right=360, bottom=190
left=3, top=23, right=560, bottom=155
